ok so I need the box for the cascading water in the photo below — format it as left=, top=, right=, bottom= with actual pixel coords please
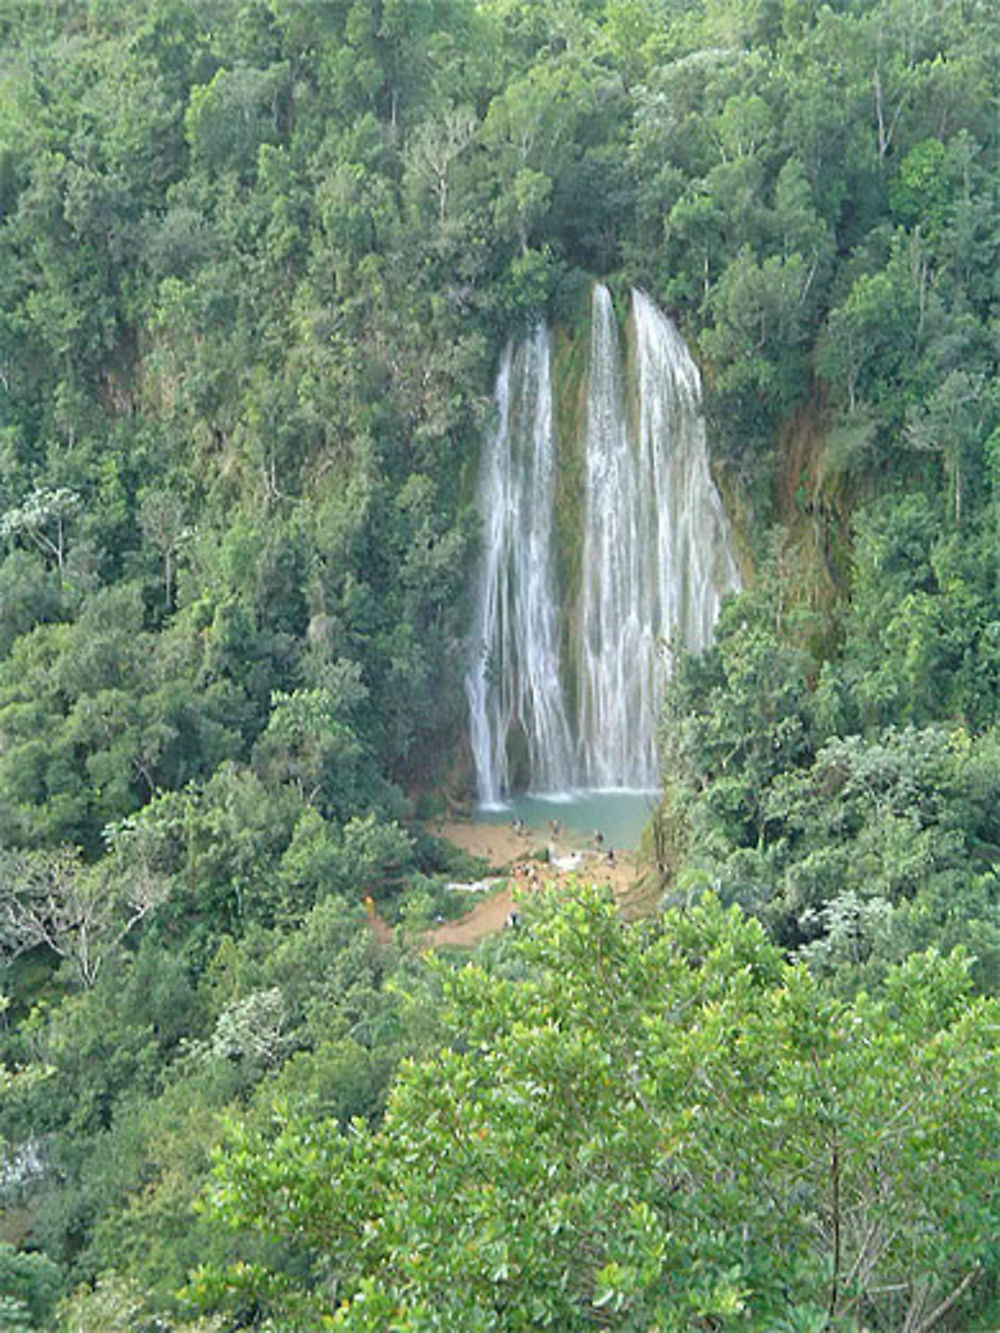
left=465, top=325, right=574, bottom=807
left=632, top=289, right=740, bottom=656
left=466, top=287, right=740, bottom=804
left=577, top=285, right=643, bottom=786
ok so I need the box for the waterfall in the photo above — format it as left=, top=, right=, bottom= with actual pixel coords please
left=465, top=325, right=574, bottom=806
left=632, top=290, right=740, bottom=656
left=577, top=284, right=645, bottom=787
left=466, top=288, right=739, bottom=803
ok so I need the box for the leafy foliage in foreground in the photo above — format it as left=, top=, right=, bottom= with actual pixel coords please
left=197, top=888, right=1000, bottom=1331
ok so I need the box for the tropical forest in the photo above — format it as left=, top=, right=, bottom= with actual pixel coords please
left=1, top=0, right=999, bottom=1328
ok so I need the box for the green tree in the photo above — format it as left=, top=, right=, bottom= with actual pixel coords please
left=139, top=487, right=188, bottom=611
left=660, top=581, right=814, bottom=851
left=0, top=1242, right=61, bottom=1331
left=57, top=1272, right=222, bottom=1332
left=185, top=65, right=289, bottom=181
left=905, top=369, right=991, bottom=527
left=196, top=888, right=1000, bottom=1331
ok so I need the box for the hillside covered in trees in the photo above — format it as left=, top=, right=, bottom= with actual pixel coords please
left=1, top=0, right=999, bottom=1328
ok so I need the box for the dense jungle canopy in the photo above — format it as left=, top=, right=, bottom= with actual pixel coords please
left=1, top=0, right=999, bottom=1328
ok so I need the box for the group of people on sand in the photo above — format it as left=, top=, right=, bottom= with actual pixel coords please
left=511, top=861, right=543, bottom=890
left=508, top=815, right=618, bottom=875
left=500, top=816, right=627, bottom=930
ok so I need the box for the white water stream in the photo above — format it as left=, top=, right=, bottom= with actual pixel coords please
left=466, top=287, right=739, bottom=805
left=465, top=326, right=574, bottom=804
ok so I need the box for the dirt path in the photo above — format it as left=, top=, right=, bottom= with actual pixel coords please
left=426, top=885, right=516, bottom=946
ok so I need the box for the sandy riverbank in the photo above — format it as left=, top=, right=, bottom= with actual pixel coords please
left=436, top=815, right=638, bottom=892
left=421, top=815, right=643, bottom=947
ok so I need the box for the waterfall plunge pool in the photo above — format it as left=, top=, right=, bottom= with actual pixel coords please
left=473, top=789, right=657, bottom=853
